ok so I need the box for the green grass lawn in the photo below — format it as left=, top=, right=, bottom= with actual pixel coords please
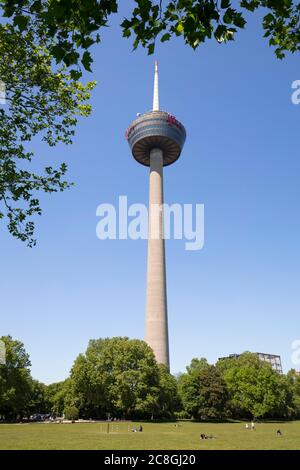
left=0, top=421, right=300, bottom=450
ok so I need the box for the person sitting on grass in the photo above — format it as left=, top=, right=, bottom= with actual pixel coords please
left=276, top=429, right=282, bottom=436
left=200, top=433, right=215, bottom=440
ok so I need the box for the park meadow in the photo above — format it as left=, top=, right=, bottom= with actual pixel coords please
left=1, top=421, right=300, bottom=450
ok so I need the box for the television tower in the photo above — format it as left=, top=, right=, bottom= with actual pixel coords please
left=126, top=62, right=186, bottom=368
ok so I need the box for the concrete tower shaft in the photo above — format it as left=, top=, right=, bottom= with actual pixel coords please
left=145, top=148, right=169, bottom=366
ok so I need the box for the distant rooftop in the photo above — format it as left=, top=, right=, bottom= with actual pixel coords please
left=218, top=352, right=283, bottom=374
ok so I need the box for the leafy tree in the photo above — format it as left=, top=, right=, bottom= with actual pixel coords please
left=216, top=352, right=291, bottom=419
left=46, top=379, right=71, bottom=416
left=27, top=379, right=49, bottom=415
left=0, top=12, right=95, bottom=245
left=286, top=369, right=300, bottom=418
left=186, top=357, right=210, bottom=374
left=0, top=335, right=32, bottom=419
left=69, top=337, right=161, bottom=419
left=155, top=364, right=181, bottom=418
left=178, top=359, right=229, bottom=420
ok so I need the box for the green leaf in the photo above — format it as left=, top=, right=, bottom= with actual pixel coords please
left=275, top=48, right=285, bottom=59
left=70, top=70, right=82, bottom=80
left=161, top=33, right=171, bottom=42
left=221, top=0, right=231, bottom=8
left=51, top=45, right=65, bottom=63
left=51, top=4, right=65, bottom=19
left=81, top=37, right=95, bottom=49
left=30, top=1, right=43, bottom=13
left=233, top=14, right=246, bottom=28
left=176, top=22, right=184, bottom=34
left=81, top=51, right=93, bottom=72
left=13, top=15, right=29, bottom=33
left=223, top=9, right=234, bottom=25
left=263, top=13, right=275, bottom=25
left=214, top=24, right=227, bottom=42
left=123, top=29, right=131, bottom=38
left=132, top=38, right=139, bottom=51
left=147, top=43, right=155, bottom=55
left=240, top=0, right=260, bottom=11
left=121, top=19, right=132, bottom=29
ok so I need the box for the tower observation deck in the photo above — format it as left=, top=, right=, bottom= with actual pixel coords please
left=126, top=110, right=186, bottom=166
left=126, top=61, right=186, bottom=369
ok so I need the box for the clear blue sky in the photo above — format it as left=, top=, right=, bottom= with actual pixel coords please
left=1, top=5, right=300, bottom=384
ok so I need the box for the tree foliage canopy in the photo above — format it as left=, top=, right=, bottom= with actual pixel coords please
left=69, top=337, right=179, bottom=419
left=1, top=336, right=300, bottom=421
left=179, top=357, right=229, bottom=420
left=1, top=1, right=300, bottom=244
left=0, top=5, right=95, bottom=245
left=2, top=1, right=300, bottom=70
left=0, top=335, right=32, bottom=418
left=216, top=352, right=292, bottom=419
left=46, top=379, right=71, bottom=416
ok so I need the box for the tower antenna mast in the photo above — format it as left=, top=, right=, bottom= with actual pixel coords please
left=153, top=60, right=160, bottom=111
